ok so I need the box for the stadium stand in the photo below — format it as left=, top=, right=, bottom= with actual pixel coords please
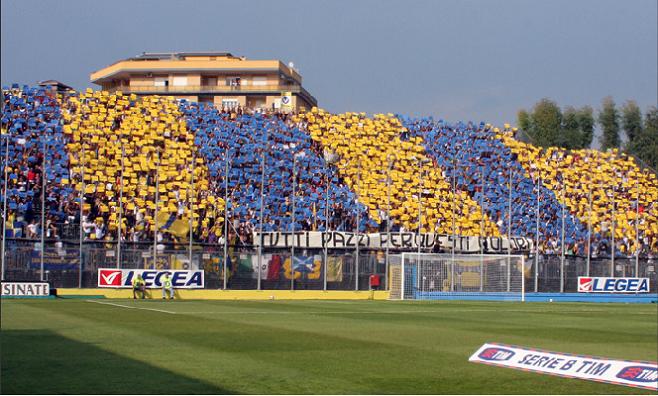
left=1, top=85, right=657, bottom=257
left=400, top=116, right=588, bottom=254
left=1, top=85, right=74, bottom=240
left=294, top=108, right=500, bottom=236
left=61, top=89, right=224, bottom=244
left=179, top=101, right=370, bottom=239
left=498, top=127, right=658, bottom=256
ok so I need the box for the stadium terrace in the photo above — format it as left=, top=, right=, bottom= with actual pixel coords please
left=1, top=79, right=657, bottom=294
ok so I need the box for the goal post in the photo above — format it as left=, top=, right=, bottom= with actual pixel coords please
left=389, top=253, right=526, bottom=301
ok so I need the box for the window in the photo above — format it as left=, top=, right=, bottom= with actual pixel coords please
left=154, top=77, right=169, bottom=87
left=252, top=76, right=267, bottom=86
left=172, top=76, right=188, bottom=86
left=225, top=77, right=241, bottom=87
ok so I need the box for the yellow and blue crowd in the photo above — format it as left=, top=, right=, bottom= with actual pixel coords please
left=2, top=85, right=657, bottom=257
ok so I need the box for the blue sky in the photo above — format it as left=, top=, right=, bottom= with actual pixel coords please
left=2, top=0, right=656, bottom=128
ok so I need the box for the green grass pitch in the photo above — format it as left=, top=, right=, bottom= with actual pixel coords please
left=1, top=299, right=656, bottom=394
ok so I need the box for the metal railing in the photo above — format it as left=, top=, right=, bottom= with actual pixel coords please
left=2, top=239, right=656, bottom=293
left=108, top=84, right=299, bottom=95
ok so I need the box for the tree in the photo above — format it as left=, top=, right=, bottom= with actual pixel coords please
left=627, top=107, right=657, bottom=169
left=576, top=106, right=594, bottom=149
left=518, top=98, right=562, bottom=147
left=560, top=106, right=581, bottom=149
left=621, top=100, right=643, bottom=145
left=518, top=109, right=531, bottom=132
left=598, top=96, right=620, bottom=150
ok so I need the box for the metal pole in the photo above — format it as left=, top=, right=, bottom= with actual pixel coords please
left=480, top=167, right=484, bottom=292
left=385, top=156, right=394, bottom=291
left=153, top=151, right=160, bottom=269
left=355, top=160, right=361, bottom=291
left=323, top=165, right=329, bottom=291
left=560, top=181, right=565, bottom=293
left=257, top=130, right=267, bottom=291
left=189, top=152, right=194, bottom=267
left=291, top=154, right=296, bottom=291
left=40, top=137, right=46, bottom=281
left=450, top=159, right=456, bottom=292
left=417, top=161, right=424, bottom=262
left=635, top=176, right=640, bottom=277
left=79, top=142, right=85, bottom=288
left=1, top=134, right=10, bottom=281
left=586, top=186, right=592, bottom=276
left=507, top=167, right=512, bottom=292
left=223, top=152, right=229, bottom=290
left=534, top=176, right=540, bottom=293
left=117, top=142, right=124, bottom=268
left=611, top=182, right=615, bottom=276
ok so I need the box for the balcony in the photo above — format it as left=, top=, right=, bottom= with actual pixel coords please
left=106, top=84, right=317, bottom=106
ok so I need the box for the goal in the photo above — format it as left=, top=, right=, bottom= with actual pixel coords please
left=389, top=253, right=526, bottom=301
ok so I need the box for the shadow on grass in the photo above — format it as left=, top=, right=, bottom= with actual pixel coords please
left=1, top=330, right=231, bottom=394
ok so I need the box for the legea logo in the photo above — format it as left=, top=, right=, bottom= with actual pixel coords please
left=99, top=270, right=122, bottom=286
left=478, top=347, right=515, bottom=361
left=578, top=277, right=593, bottom=292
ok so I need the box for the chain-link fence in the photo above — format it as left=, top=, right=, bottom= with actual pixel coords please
left=2, top=239, right=656, bottom=293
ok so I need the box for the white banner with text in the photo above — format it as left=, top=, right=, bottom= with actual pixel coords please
left=254, top=231, right=533, bottom=252
left=469, top=343, right=657, bottom=390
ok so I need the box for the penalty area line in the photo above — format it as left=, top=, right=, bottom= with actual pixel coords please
left=85, top=299, right=177, bottom=315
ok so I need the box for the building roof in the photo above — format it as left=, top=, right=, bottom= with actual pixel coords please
left=128, top=52, right=238, bottom=61
left=37, top=80, right=74, bottom=91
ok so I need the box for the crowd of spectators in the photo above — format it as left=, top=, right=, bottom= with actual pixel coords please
left=2, top=86, right=657, bottom=257
left=499, top=129, right=658, bottom=257
left=1, top=85, right=76, bottom=241
left=400, top=117, right=589, bottom=255
left=179, top=101, right=369, bottom=243
left=294, top=109, right=500, bottom=236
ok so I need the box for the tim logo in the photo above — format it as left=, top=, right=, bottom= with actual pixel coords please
left=578, top=277, right=593, bottom=292
left=616, top=366, right=658, bottom=383
left=478, top=347, right=515, bottom=361
left=99, top=270, right=122, bottom=287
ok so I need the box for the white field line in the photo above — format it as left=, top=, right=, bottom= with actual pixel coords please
left=85, top=299, right=177, bottom=315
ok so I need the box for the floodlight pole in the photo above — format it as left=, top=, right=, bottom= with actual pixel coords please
left=1, top=134, right=10, bottom=281
left=40, top=137, right=46, bottom=281
left=257, top=129, right=268, bottom=291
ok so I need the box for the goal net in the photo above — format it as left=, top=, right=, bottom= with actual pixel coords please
left=389, top=253, right=526, bottom=301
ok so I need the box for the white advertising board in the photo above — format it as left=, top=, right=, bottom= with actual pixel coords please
left=97, top=269, right=204, bottom=289
left=578, top=277, right=650, bottom=293
left=469, top=343, right=656, bottom=390
left=1, top=282, right=50, bottom=297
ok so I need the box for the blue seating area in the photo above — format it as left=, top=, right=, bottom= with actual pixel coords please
left=179, top=102, right=373, bottom=235
left=399, top=116, right=589, bottom=254
left=2, top=86, right=75, bottom=238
